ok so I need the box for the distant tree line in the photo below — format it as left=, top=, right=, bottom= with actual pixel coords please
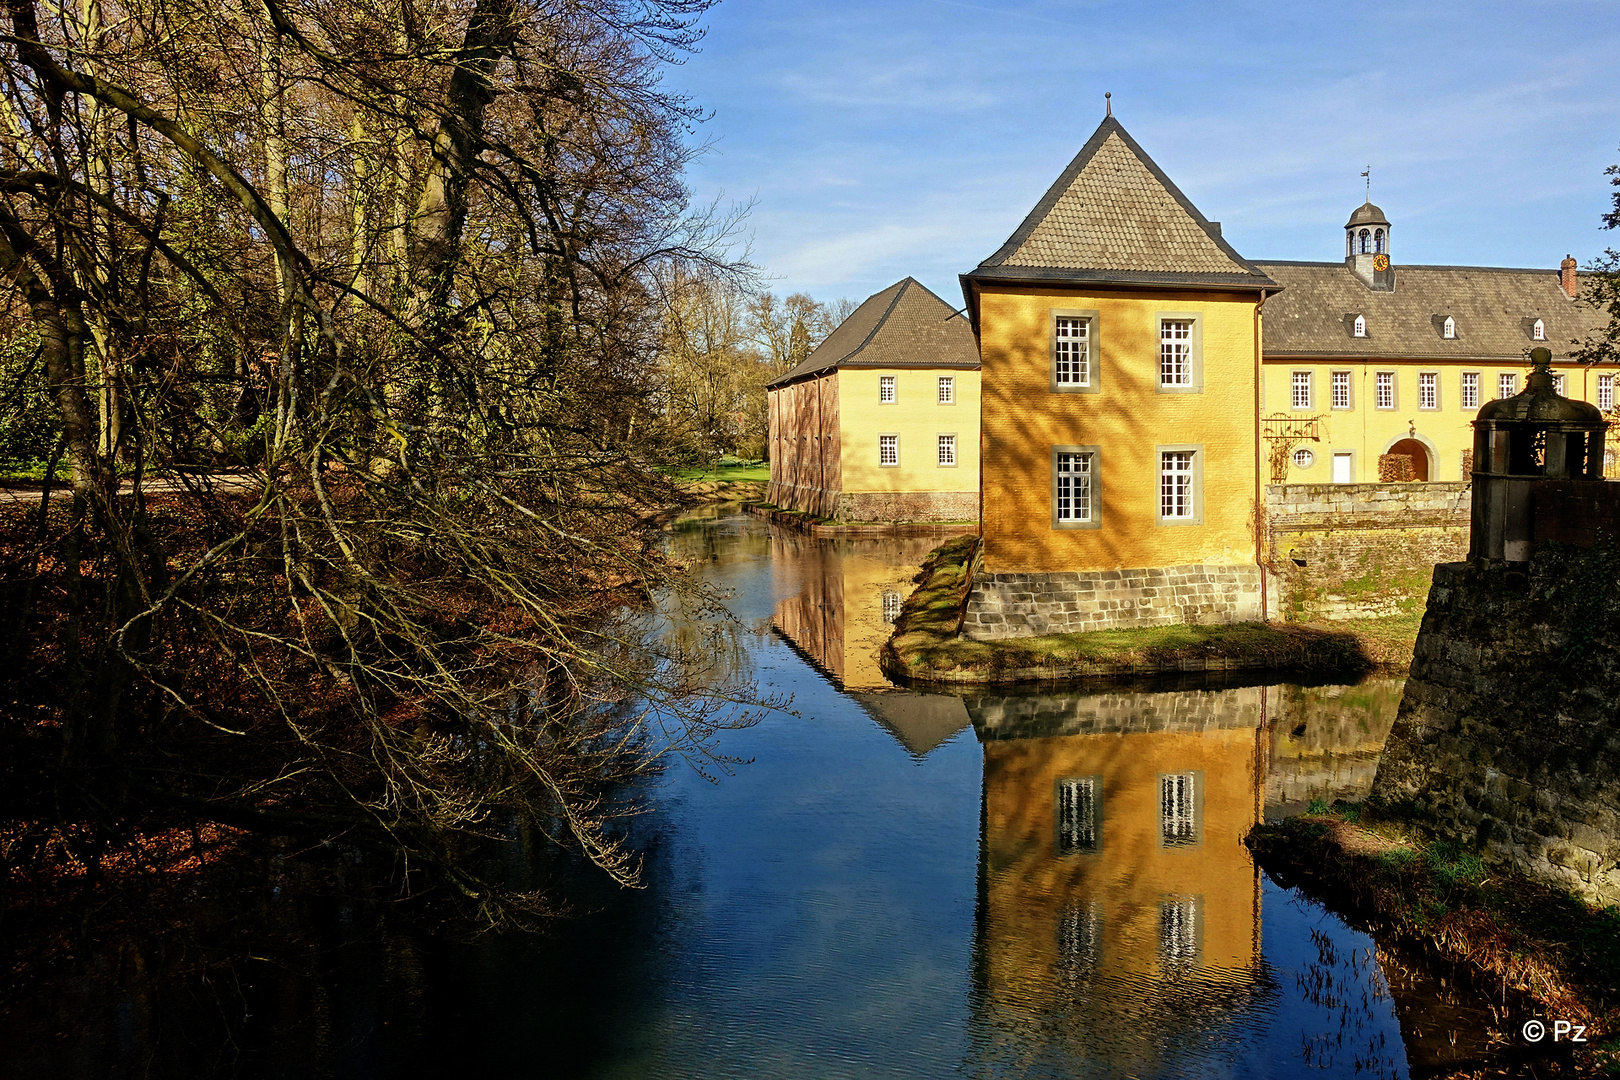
left=658, top=274, right=853, bottom=461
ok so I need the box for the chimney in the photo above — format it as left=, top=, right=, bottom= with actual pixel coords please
left=1561, top=255, right=1578, bottom=299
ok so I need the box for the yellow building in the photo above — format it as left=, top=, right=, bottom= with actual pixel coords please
left=766, top=277, right=981, bottom=522
left=959, top=116, right=1279, bottom=639
left=1258, top=211, right=1608, bottom=482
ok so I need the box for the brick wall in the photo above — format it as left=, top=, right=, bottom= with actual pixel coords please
left=1373, top=552, right=1620, bottom=904
left=1266, top=482, right=1471, bottom=620
left=767, top=373, right=841, bottom=517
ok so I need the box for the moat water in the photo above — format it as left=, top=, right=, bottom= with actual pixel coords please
left=4, top=510, right=1514, bottom=1078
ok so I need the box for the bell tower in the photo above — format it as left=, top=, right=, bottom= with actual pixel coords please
left=1345, top=201, right=1393, bottom=291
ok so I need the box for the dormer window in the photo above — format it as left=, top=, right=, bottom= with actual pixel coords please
left=1442, top=316, right=1456, bottom=340
left=1352, top=314, right=1366, bottom=338
left=1532, top=318, right=1546, bottom=341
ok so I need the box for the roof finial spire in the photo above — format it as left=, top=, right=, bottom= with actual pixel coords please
left=1362, top=165, right=1371, bottom=201
left=1105, top=91, right=1111, bottom=118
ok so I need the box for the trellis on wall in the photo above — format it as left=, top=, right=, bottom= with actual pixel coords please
left=1261, top=414, right=1323, bottom=485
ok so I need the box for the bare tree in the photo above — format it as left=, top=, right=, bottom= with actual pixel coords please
left=0, top=0, right=766, bottom=919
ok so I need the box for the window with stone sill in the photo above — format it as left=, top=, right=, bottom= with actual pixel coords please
left=1375, top=371, right=1395, bottom=409
left=1461, top=372, right=1480, bottom=410
left=1052, top=448, right=1098, bottom=528
left=1499, top=373, right=1518, bottom=399
left=937, top=376, right=955, bottom=404
left=878, top=434, right=898, bottom=467
left=879, top=375, right=895, bottom=403
left=1291, top=370, right=1312, bottom=410
left=1331, top=370, right=1352, bottom=409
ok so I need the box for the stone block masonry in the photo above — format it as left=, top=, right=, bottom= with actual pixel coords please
left=963, top=563, right=1267, bottom=640
left=833, top=490, right=978, bottom=524
left=1267, top=481, right=1471, bottom=620
left=1373, top=551, right=1620, bottom=904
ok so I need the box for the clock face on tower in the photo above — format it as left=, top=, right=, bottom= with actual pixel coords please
left=1373, top=254, right=1390, bottom=272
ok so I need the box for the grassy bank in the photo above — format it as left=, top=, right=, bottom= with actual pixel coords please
left=881, top=536, right=1413, bottom=685
left=673, top=457, right=769, bottom=505
left=1249, top=805, right=1620, bottom=1072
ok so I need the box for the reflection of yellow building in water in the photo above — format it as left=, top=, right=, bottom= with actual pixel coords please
left=969, top=688, right=1269, bottom=1074
left=769, top=525, right=971, bottom=752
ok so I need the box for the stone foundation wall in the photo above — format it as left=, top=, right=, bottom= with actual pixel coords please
left=963, top=563, right=1268, bottom=640
left=1372, top=552, right=1620, bottom=904
left=833, top=490, right=979, bottom=524
left=1266, top=482, right=1471, bottom=620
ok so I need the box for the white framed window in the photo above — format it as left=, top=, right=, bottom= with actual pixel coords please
left=878, top=434, right=898, bottom=466
left=1352, top=314, right=1366, bottom=338
left=937, top=375, right=955, bottom=404
left=1156, top=314, right=1202, bottom=392
left=1375, top=371, right=1395, bottom=409
left=937, top=434, right=957, bottom=467
left=1553, top=373, right=1567, bottom=396
left=1461, top=372, right=1480, bottom=410
left=1291, top=370, right=1312, bottom=410
left=1157, top=447, right=1200, bottom=524
left=1053, top=447, right=1098, bottom=528
left=1419, top=372, right=1438, bottom=410
left=1160, top=772, right=1200, bottom=847
left=881, top=591, right=902, bottom=625
left=1056, top=776, right=1101, bottom=855
left=1331, top=370, right=1352, bottom=410
left=1442, top=316, right=1457, bottom=339
left=1292, top=447, right=1315, bottom=469
left=1532, top=319, right=1546, bottom=341
left=1051, top=312, right=1098, bottom=391
left=1499, top=373, right=1518, bottom=399
left=1599, top=373, right=1614, bottom=412
left=878, top=375, right=896, bottom=403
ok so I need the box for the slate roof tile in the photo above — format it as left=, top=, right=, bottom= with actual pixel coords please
left=966, top=117, right=1274, bottom=290
left=766, top=278, right=979, bottom=389
left=1256, top=261, right=1606, bottom=361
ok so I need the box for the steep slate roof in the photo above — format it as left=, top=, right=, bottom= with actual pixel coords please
left=1256, top=261, right=1605, bottom=360
left=963, top=116, right=1276, bottom=292
left=765, top=277, right=979, bottom=389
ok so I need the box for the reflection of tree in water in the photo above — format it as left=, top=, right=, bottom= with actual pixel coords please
left=1295, top=928, right=1401, bottom=1078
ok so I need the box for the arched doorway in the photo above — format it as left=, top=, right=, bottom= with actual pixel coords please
left=1385, top=438, right=1431, bottom=481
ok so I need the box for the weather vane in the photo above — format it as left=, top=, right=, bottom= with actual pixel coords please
left=1362, top=166, right=1371, bottom=201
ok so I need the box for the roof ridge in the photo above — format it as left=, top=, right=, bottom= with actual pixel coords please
left=833, top=278, right=912, bottom=365
left=1255, top=260, right=1575, bottom=275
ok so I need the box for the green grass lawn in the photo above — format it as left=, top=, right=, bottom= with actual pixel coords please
left=675, top=458, right=770, bottom=484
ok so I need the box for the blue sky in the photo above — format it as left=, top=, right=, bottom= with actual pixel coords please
left=664, top=0, right=1620, bottom=307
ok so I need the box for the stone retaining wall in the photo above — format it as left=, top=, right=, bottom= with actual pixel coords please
left=963, top=563, right=1268, bottom=640
left=833, top=490, right=979, bottom=524
left=1372, top=552, right=1620, bottom=904
left=1267, top=482, right=1471, bottom=620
